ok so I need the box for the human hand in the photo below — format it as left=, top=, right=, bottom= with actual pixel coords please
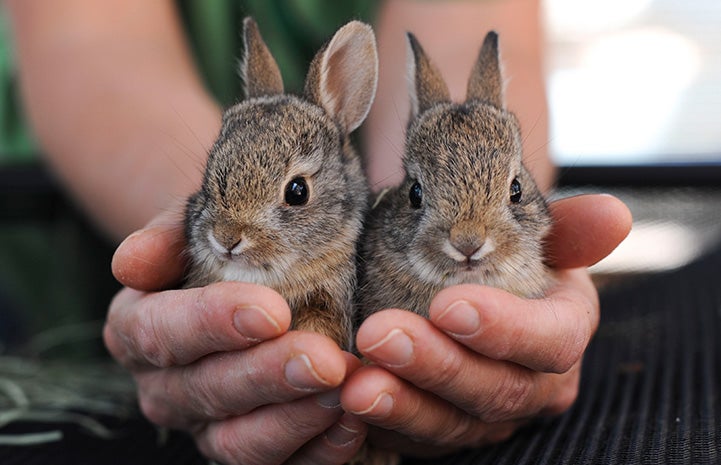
left=105, top=214, right=367, bottom=465
left=341, top=194, right=632, bottom=456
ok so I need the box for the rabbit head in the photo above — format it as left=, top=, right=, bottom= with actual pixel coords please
left=385, top=31, right=551, bottom=297
left=185, top=18, right=377, bottom=290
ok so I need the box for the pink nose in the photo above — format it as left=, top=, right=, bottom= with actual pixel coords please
left=450, top=238, right=483, bottom=259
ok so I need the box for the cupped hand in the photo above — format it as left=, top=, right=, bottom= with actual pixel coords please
left=341, top=194, right=632, bottom=456
left=105, top=213, right=367, bottom=465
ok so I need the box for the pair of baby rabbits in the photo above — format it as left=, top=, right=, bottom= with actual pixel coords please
left=184, top=17, right=551, bottom=360
left=183, top=16, right=552, bottom=465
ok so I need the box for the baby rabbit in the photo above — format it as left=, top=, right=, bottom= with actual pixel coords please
left=359, top=31, right=553, bottom=319
left=184, top=18, right=377, bottom=350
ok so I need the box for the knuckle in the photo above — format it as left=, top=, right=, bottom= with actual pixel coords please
left=138, top=390, right=173, bottom=427
left=210, top=426, right=247, bottom=465
left=549, top=329, right=587, bottom=374
left=478, top=370, right=535, bottom=422
left=272, top=405, right=326, bottom=439
left=101, top=322, right=125, bottom=362
left=483, top=424, right=517, bottom=445
left=208, top=423, right=285, bottom=465
left=134, top=310, right=175, bottom=368
left=546, top=373, right=580, bottom=416
left=182, top=368, right=226, bottom=420
left=426, top=350, right=465, bottom=390
left=435, top=414, right=476, bottom=447
left=216, top=428, right=244, bottom=463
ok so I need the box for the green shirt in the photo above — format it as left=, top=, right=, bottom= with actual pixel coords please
left=0, top=0, right=379, bottom=163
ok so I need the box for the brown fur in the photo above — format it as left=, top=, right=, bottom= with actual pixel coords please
left=359, top=31, right=553, bottom=320
left=184, top=18, right=377, bottom=350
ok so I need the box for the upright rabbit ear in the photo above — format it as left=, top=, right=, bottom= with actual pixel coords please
left=406, top=32, right=450, bottom=118
left=466, top=31, right=504, bottom=108
left=240, top=17, right=284, bottom=98
left=304, top=21, right=378, bottom=134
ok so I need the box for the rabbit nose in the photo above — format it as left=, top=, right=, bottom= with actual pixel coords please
left=449, top=223, right=486, bottom=260
left=451, top=238, right=483, bottom=260
left=209, top=228, right=244, bottom=255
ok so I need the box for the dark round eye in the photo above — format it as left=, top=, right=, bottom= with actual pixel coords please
left=409, top=182, right=423, bottom=209
left=510, top=177, right=522, bottom=203
left=285, top=177, right=309, bottom=206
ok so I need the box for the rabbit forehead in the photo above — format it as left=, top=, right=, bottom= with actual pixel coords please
left=405, top=103, right=522, bottom=199
left=208, top=98, right=341, bottom=194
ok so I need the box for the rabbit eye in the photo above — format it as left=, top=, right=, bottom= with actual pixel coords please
left=409, top=182, right=423, bottom=209
left=510, top=178, right=522, bottom=203
left=285, top=177, right=309, bottom=206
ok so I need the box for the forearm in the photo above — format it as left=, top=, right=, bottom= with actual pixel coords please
left=367, top=0, right=553, bottom=192
left=5, top=0, right=222, bottom=241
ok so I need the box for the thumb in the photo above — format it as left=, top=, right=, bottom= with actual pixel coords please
left=546, top=194, right=632, bottom=269
left=111, top=210, right=187, bottom=291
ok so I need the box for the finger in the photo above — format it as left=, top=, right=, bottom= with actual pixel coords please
left=342, top=365, right=518, bottom=449
left=547, top=194, right=632, bottom=268
left=195, top=393, right=345, bottom=465
left=111, top=210, right=187, bottom=291
left=287, top=413, right=368, bottom=465
left=135, top=331, right=348, bottom=427
left=104, top=281, right=291, bottom=370
left=428, top=268, right=599, bottom=373
left=355, top=310, right=565, bottom=423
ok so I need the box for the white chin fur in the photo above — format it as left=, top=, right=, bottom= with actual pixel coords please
left=219, top=251, right=300, bottom=288
left=220, top=262, right=272, bottom=286
left=407, top=251, right=446, bottom=285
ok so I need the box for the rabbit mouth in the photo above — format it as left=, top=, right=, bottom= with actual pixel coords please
left=457, top=259, right=484, bottom=272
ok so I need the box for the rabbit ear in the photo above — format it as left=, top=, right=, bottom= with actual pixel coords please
left=466, top=31, right=504, bottom=108
left=406, top=32, right=450, bottom=117
left=240, top=17, right=284, bottom=98
left=305, top=21, right=378, bottom=134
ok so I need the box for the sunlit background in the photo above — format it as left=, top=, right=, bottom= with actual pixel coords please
left=543, top=0, right=721, bottom=277
left=545, top=0, right=721, bottom=166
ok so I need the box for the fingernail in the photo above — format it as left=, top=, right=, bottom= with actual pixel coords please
left=285, top=354, right=331, bottom=390
left=349, top=392, right=394, bottom=418
left=435, top=301, right=480, bottom=336
left=326, top=414, right=363, bottom=447
left=316, top=388, right=341, bottom=409
left=363, top=329, right=413, bottom=366
left=233, top=306, right=280, bottom=340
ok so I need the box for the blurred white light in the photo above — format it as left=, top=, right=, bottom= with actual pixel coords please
left=544, top=0, right=654, bottom=39
left=549, top=27, right=701, bottom=165
left=591, top=220, right=703, bottom=274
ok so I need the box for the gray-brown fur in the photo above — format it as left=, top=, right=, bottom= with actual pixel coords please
left=359, top=31, right=553, bottom=319
left=184, top=18, right=377, bottom=350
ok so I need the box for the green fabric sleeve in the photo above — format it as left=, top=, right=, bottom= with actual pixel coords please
left=0, top=10, right=36, bottom=163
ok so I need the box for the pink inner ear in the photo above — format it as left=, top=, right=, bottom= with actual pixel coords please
left=318, top=22, right=378, bottom=133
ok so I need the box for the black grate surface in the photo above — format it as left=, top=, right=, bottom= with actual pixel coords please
left=410, top=244, right=721, bottom=464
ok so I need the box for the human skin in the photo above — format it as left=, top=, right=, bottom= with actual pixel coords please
left=108, top=194, right=631, bottom=463
left=5, top=0, right=632, bottom=463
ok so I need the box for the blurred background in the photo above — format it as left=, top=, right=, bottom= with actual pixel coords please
left=543, top=0, right=721, bottom=278
left=0, top=0, right=719, bottom=349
